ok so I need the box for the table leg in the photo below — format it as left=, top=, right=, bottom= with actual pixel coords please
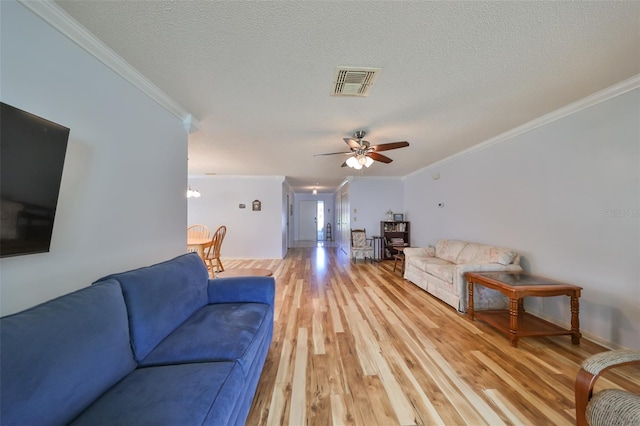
left=468, top=280, right=475, bottom=320
left=571, top=294, right=581, bottom=345
left=509, top=297, right=519, bottom=347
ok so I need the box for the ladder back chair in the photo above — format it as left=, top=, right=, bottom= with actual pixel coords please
left=205, top=226, right=227, bottom=276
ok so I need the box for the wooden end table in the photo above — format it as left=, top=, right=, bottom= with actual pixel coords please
left=465, top=271, right=582, bottom=347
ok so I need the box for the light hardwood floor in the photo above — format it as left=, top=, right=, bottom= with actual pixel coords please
left=223, top=246, right=639, bottom=426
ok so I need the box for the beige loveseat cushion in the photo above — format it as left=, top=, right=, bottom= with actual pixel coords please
left=455, top=243, right=516, bottom=265
left=435, top=240, right=468, bottom=263
left=425, top=263, right=455, bottom=283
left=411, top=256, right=451, bottom=270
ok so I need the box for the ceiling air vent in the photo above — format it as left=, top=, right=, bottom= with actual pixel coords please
left=331, top=67, right=381, bottom=97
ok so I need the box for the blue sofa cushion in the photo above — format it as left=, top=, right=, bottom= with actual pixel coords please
left=140, top=303, right=273, bottom=377
left=70, top=362, right=244, bottom=426
left=0, top=280, right=136, bottom=426
left=97, top=253, right=209, bottom=362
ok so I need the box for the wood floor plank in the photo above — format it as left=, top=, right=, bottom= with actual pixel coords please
left=471, top=350, right=573, bottom=426
left=312, top=298, right=326, bottom=355
left=378, top=339, right=446, bottom=426
left=327, top=289, right=345, bottom=333
left=483, top=388, right=532, bottom=426
left=237, top=246, right=639, bottom=426
left=290, top=327, right=309, bottom=426
left=330, top=394, right=349, bottom=426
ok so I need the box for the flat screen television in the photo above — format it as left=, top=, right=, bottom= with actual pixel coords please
left=1, top=102, right=70, bottom=258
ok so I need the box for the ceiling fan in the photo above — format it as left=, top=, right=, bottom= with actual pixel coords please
left=314, top=131, right=409, bottom=169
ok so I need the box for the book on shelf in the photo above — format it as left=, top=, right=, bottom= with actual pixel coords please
left=383, top=222, right=407, bottom=232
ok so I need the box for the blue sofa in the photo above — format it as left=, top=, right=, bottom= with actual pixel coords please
left=0, top=253, right=275, bottom=425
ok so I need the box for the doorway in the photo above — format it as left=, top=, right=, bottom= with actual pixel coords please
left=316, top=201, right=325, bottom=240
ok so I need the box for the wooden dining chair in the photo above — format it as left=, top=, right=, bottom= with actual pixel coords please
left=205, top=226, right=227, bottom=276
left=187, top=224, right=210, bottom=254
left=187, top=224, right=210, bottom=240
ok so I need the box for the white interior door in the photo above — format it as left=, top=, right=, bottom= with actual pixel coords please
left=299, top=200, right=317, bottom=241
left=339, top=189, right=350, bottom=253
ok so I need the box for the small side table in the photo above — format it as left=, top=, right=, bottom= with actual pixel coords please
left=393, top=246, right=406, bottom=273
left=371, top=236, right=384, bottom=262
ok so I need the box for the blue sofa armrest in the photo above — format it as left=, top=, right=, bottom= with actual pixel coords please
left=207, top=276, right=275, bottom=306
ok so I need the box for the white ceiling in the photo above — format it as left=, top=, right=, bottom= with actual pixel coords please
left=55, top=1, right=640, bottom=193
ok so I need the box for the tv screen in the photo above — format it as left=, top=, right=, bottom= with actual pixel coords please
left=1, top=102, right=70, bottom=258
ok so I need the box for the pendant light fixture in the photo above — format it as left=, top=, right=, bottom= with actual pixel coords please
left=187, top=186, right=201, bottom=198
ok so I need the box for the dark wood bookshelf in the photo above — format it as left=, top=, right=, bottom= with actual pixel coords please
left=380, top=221, right=410, bottom=259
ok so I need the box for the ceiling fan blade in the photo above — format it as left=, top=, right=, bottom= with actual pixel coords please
left=370, top=141, right=409, bottom=152
left=340, top=160, right=349, bottom=167
left=343, top=138, right=361, bottom=149
left=314, top=151, right=352, bottom=156
left=368, top=152, right=393, bottom=163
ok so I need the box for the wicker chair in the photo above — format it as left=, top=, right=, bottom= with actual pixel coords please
left=575, top=349, right=640, bottom=426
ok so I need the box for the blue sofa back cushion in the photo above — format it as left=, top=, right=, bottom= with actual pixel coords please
left=96, top=253, right=209, bottom=361
left=0, top=280, right=137, bottom=426
left=208, top=276, right=276, bottom=306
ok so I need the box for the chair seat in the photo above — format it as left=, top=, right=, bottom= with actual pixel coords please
left=587, top=389, right=640, bottom=426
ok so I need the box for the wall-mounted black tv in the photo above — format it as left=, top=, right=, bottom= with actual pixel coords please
left=1, top=102, right=70, bottom=258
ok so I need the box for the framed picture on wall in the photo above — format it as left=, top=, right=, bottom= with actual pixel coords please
left=393, top=213, right=404, bottom=221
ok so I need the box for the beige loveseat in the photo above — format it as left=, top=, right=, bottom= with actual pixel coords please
left=403, top=239, right=522, bottom=313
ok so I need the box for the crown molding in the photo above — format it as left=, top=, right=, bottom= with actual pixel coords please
left=18, top=0, right=200, bottom=133
left=350, top=176, right=404, bottom=182
left=189, top=175, right=286, bottom=183
left=406, top=74, right=640, bottom=177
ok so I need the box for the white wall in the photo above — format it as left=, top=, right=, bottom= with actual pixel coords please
left=187, top=176, right=285, bottom=258
left=0, top=1, right=188, bottom=316
left=348, top=177, right=405, bottom=238
left=404, top=87, right=639, bottom=349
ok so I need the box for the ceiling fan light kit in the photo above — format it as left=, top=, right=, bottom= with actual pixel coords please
left=345, top=151, right=382, bottom=169
left=346, top=154, right=374, bottom=169
left=314, top=130, right=409, bottom=169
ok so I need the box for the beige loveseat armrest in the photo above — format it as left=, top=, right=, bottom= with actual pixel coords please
left=403, top=246, right=435, bottom=258
left=453, top=263, right=523, bottom=312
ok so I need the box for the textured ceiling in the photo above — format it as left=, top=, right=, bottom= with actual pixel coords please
left=55, top=1, right=640, bottom=192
